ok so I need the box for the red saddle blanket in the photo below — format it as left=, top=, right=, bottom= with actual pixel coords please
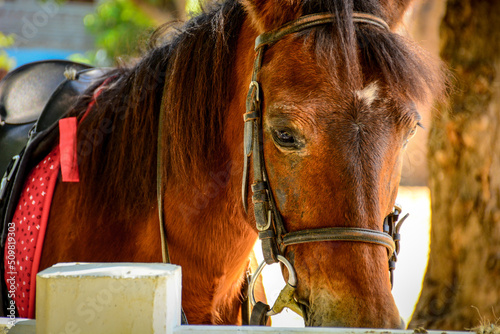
left=3, top=79, right=107, bottom=319
left=4, top=147, right=61, bottom=318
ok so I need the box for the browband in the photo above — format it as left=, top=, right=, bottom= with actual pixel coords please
left=255, top=12, right=390, bottom=50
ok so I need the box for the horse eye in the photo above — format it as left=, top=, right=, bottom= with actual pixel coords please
left=408, top=126, right=417, bottom=139
left=408, top=122, right=422, bottom=140
left=273, top=129, right=296, bottom=147
left=404, top=123, right=420, bottom=147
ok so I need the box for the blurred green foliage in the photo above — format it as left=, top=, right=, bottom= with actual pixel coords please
left=144, top=0, right=175, bottom=12
left=0, top=32, right=16, bottom=71
left=70, top=0, right=155, bottom=66
left=185, top=0, right=202, bottom=17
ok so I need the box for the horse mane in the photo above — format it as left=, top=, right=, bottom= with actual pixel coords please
left=72, top=0, right=245, bottom=218
left=70, top=0, right=444, bottom=218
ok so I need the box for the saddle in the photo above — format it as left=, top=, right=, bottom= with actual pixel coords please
left=0, top=60, right=111, bottom=315
left=1, top=60, right=90, bottom=174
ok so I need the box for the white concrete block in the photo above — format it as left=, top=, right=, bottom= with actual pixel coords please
left=0, top=318, right=36, bottom=334
left=36, top=263, right=181, bottom=334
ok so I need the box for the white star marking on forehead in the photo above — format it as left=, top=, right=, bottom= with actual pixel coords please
left=355, top=82, right=379, bottom=107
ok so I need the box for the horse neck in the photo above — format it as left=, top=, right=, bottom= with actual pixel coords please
left=161, top=170, right=257, bottom=323
left=159, top=18, right=261, bottom=323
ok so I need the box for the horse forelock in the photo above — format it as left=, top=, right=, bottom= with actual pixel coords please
left=304, top=2, right=446, bottom=108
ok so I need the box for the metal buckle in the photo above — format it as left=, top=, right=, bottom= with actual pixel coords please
left=0, top=155, right=20, bottom=203
left=248, top=81, right=260, bottom=102
left=256, top=210, right=272, bottom=232
left=393, top=203, right=402, bottom=216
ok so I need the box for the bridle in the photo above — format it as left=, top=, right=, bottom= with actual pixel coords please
left=241, top=12, right=408, bottom=322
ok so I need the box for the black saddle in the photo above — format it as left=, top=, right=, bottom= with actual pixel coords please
left=0, top=60, right=112, bottom=315
left=0, top=60, right=110, bottom=202
left=0, top=60, right=92, bottom=173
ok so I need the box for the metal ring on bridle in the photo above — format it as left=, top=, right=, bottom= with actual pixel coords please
left=249, top=255, right=297, bottom=307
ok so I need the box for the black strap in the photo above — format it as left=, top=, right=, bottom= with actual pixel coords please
left=240, top=269, right=252, bottom=325
left=250, top=301, right=270, bottom=326
left=256, top=13, right=337, bottom=49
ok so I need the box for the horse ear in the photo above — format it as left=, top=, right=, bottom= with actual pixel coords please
left=380, top=0, right=415, bottom=28
left=241, top=0, right=302, bottom=33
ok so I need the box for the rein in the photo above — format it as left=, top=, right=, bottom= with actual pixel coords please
left=241, top=12, right=407, bottom=324
left=157, top=83, right=189, bottom=324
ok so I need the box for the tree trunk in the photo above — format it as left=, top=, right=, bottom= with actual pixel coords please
left=409, top=0, right=500, bottom=330
left=399, top=0, right=445, bottom=186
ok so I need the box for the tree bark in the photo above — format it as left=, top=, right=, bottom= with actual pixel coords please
left=409, top=0, right=500, bottom=330
left=399, top=0, right=445, bottom=186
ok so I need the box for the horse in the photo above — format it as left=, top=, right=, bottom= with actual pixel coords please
left=3, top=0, right=444, bottom=327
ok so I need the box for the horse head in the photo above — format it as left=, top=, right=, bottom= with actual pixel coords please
left=232, top=0, right=444, bottom=327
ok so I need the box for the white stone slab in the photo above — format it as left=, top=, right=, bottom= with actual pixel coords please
left=175, top=326, right=469, bottom=334
left=36, top=263, right=181, bottom=334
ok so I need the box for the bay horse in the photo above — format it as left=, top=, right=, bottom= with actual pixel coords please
left=10, top=0, right=443, bottom=328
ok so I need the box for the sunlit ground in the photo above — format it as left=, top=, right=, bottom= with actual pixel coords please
left=254, top=186, right=431, bottom=327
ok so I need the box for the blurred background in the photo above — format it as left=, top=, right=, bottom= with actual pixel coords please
left=0, top=0, right=178, bottom=70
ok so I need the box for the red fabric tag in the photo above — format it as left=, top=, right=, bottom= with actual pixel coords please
left=59, top=117, right=79, bottom=182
